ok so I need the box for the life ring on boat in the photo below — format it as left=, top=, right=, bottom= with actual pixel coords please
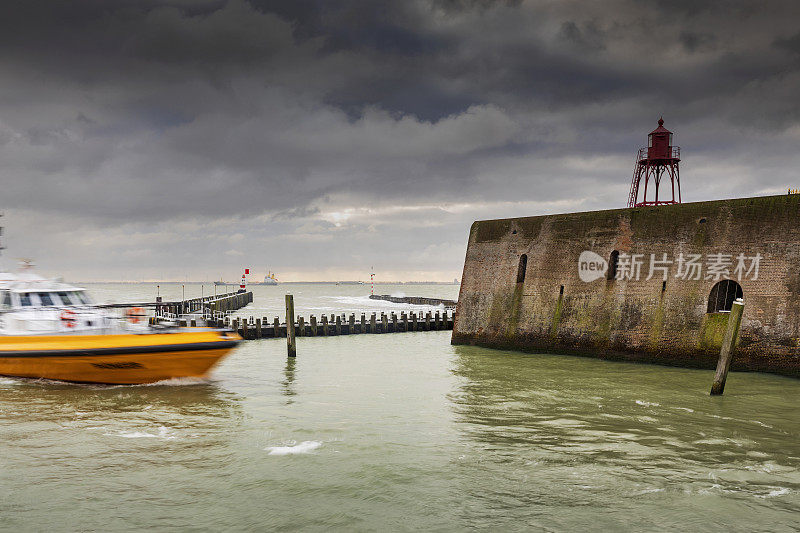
left=125, top=307, right=144, bottom=324
left=60, top=309, right=77, bottom=328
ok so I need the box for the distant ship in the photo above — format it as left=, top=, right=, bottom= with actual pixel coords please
left=250, top=270, right=279, bottom=286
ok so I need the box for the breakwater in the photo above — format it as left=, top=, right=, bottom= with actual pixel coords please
left=369, top=294, right=457, bottom=308
left=209, top=310, right=454, bottom=340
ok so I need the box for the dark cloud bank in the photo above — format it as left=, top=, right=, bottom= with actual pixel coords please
left=1, top=0, right=799, bottom=280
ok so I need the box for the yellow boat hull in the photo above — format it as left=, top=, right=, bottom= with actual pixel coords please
left=0, top=330, right=242, bottom=384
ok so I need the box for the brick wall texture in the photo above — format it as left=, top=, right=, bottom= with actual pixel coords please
left=451, top=194, right=800, bottom=377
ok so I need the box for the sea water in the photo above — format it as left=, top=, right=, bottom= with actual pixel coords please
left=2, top=283, right=800, bottom=531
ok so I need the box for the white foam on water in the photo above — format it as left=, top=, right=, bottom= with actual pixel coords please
left=265, top=440, right=322, bottom=455
left=0, top=377, right=20, bottom=385
left=141, top=377, right=209, bottom=387
left=635, top=400, right=660, bottom=407
left=107, top=426, right=177, bottom=440
left=762, top=488, right=790, bottom=498
left=635, top=488, right=665, bottom=495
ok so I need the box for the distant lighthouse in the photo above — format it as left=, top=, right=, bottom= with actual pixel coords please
left=627, top=118, right=681, bottom=207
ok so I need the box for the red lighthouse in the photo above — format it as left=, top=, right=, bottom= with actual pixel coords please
left=627, top=117, right=681, bottom=207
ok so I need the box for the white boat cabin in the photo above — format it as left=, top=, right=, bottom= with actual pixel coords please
left=0, top=271, right=145, bottom=335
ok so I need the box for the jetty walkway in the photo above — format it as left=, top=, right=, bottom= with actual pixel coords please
left=102, top=291, right=253, bottom=316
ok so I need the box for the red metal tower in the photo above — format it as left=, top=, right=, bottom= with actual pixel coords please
left=627, top=117, right=681, bottom=208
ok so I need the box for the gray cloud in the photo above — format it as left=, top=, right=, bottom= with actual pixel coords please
left=0, top=0, right=799, bottom=280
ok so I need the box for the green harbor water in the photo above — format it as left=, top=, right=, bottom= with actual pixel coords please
left=2, top=284, right=800, bottom=531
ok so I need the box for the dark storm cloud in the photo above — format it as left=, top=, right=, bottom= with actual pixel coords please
left=1, top=0, right=800, bottom=279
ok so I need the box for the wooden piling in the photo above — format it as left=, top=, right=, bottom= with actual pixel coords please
left=391, top=313, right=397, bottom=333
left=411, top=312, right=418, bottom=331
left=242, top=319, right=248, bottom=339
left=335, top=315, right=342, bottom=335
left=273, top=317, right=281, bottom=338
left=711, top=298, right=745, bottom=396
left=434, top=311, right=441, bottom=330
left=321, top=315, right=328, bottom=336
left=286, top=294, right=296, bottom=357
left=360, top=313, right=366, bottom=334
left=255, top=318, right=262, bottom=339
left=370, top=313, right=376, bottom=333
left=297, top=316, right=305, bottom=337
left=402, top=312, right=408, bottom=332
left=381, top=313, right=389, bottom=333
left=349, top=314, right=355, bottom=335
left=310, top=315, right=317, bottom=336
left=425, top=312, right=431, bottom=331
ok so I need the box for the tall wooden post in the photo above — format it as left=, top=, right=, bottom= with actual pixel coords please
left=348, top=314, right=355, bottom=335
left=370, top=313, right=376, bottom=333
left=310, top=315, right=317, bottom=336
left=321, top=315, right=328, bottom=336
left=285, top=294, right=296, bottom=357
left=335, top=315, right=342, bottom=335
left=711, top=298, right=745, bottom=396
left=381, top=313, right=389, bottom=333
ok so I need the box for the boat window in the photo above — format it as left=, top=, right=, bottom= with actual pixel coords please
left=38, top=292, right=54, bottom=306
left=1, top=291, right=10, bottom=308
left=73, top=291, right=88, bottom=304
left=57, top=292, right=73, bottom=305
left=20, top=293, right=32, bottom=306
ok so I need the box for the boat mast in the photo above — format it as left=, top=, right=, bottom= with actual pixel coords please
left=0, top=213, right=5, bottom=271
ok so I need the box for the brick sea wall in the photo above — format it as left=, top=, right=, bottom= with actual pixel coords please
left=451, top=195, right=800, bottom=377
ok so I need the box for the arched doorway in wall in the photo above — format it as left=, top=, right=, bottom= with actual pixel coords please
left=517, top=254, right=528, bottom=284
left=607, top=250, right=620, bottom=280
left=707, top=280, right=743, bottom=313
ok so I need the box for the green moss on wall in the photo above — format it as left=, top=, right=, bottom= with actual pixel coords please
left=699, top=313, right=730, bottom=352
left=550, top=292, right=563, bottom=338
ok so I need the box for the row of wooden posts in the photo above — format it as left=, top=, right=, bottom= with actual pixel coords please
left=283, top=295, right=451, bottom=357
left=218, top=308, right=454, bottom=341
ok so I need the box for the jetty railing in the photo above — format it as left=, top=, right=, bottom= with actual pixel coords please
left=100, top=291, right=253, bottom=317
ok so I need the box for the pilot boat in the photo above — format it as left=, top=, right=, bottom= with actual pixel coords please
left=0, top=270, right=241, bottom=384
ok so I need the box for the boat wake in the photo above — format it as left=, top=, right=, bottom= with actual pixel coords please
left=140, top=377, right=210, bottom=387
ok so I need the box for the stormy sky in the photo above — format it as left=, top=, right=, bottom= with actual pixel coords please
left=2, top=0, right=799, bottom=281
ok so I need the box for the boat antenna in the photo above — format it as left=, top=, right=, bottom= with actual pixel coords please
left=0, top=213, right=4, bottom=270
